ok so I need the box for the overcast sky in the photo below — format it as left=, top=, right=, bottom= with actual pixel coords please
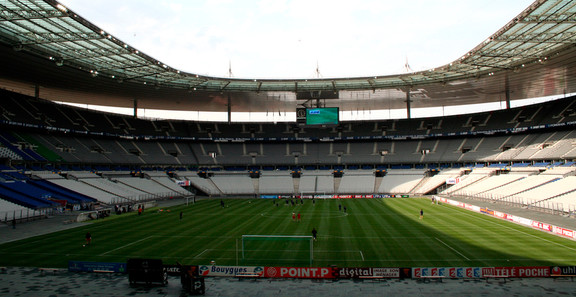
left=58, top=0, right=533, bottom=79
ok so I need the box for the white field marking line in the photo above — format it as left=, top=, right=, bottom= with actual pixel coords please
left=325, top=235, right=433, bottom=240
left=435, top=237, right=470, bottom=261
left=428, top=223, right=504, bottom=228
left=359, top=250, right=365, bottom=261
left=239, top=256, right=313, bottom=262
left=147, top=235, right=239, bottom=239
left=260, top=212, right=348, bottom=218
left=1, top=219, right=113, bottom=247
left=4, top=250, right=574, bottom=263
left=454, top=208, right=576, bottom=253
left=100, top=236, right=154, bottom=256
left=243, top=249, right=360, bottom=253
left=194, top=249, right=211, bottom=258
left=314, top=249, right=371, bottom=253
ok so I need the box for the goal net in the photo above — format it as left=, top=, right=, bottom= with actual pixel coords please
left=241, top=235, right=313, bottom=265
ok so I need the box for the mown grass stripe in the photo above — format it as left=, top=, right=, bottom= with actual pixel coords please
left=2, top=198, right=576, bottom=268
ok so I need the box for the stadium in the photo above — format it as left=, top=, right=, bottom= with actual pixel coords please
left=1, top=0, right=576, bottom=295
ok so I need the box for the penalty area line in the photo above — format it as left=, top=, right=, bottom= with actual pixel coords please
left=195, top=249, right=211, bottom=258
left=100, top=236, right=154, bottom=256
left=435, top=237, right=470, bottom=260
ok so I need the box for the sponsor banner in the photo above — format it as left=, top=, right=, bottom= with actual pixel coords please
left=436, top=196, right=448, bottom=204
left=505, top=214, right=533, bottom=227
left=483, top=267, right=550, bottom=278
left=265, top=267, right=335, bottom=279
left=337, top=195, right=353, bottom=199
left=176, top=180, right=190, bottom=187
left=446, top=177, right=460, bottom=185
left=338, top=267, right=400, bottom=278
left=164, top=265, right=200, bottom=276
left=377, top=195, right=396, bottom=198
left=399, top=268, right=412, bottom=279
left=447, top=200, right=464, bottom=207
left=373, top=268, right=400, bottom=278
left=507, top=214, right=521, bottom=224
left=68, top=261, right=127, bottom=273
left=413, top=267, right=483, bottom=278
left=441, top=198, right=576, bottom=241
left=464, top=204, right=480, bottom=212
left=198, top=265, right=264, bottom=277
left=493, top=211, right=507, bottom=219
left=531, top=221, right=552, bottom=232
left=517, top=217, right=534, bottom=227
left=550, top=266, right=576, bottom=276
left=163, top=264, right=182, bottom=276
left=338, top=267, right=372, bottom=278
left=553, top=226, right=575, bottom=239
left=260, top=195, right=278, bottom=199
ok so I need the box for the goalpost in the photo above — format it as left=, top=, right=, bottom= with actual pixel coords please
left=241, top=235, right=314, bottom=265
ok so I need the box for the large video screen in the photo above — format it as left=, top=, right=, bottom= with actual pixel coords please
left=306, top=107, right=339, bottom=125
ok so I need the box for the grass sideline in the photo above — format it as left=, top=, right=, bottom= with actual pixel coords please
left=1, top=198, right=576, bottom=268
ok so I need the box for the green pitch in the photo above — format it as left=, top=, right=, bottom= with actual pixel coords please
left=1, top=198, right=576, bottom=268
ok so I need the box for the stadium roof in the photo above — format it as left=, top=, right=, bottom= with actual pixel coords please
left=0, top=0, right=576, bottom=116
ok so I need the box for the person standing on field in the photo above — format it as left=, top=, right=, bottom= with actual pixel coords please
left=85, top=232, right=92, bottom=246
left=312, top=228, right=317, bottom=241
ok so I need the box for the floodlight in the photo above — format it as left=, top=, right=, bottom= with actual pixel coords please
left=56, top=4, right=67, bottom=12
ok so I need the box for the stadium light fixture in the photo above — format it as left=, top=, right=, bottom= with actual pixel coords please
left=56, top=4, right=67, bottom=12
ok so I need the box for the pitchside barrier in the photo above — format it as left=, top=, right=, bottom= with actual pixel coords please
left=259, top=194, right=409, bottom=199
left=66, top=262, right=576, bottom=281
left=434, top=196, right=576, bottom=240
left=186, top=265, right=575, bottom=279
left=198, top=265, right=574, bottom=279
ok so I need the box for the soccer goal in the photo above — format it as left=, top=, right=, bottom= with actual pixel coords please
left=240, top=235, right=314, bottom=265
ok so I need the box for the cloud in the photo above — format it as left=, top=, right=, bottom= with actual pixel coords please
left=59, top=0, right=532, bottom=78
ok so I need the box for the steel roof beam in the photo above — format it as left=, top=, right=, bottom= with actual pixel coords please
left=0, top=8, right=67, bottom=21
left=20, top=32, right=104, bottom=45
left=495, top=32, right=576, bottom=44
